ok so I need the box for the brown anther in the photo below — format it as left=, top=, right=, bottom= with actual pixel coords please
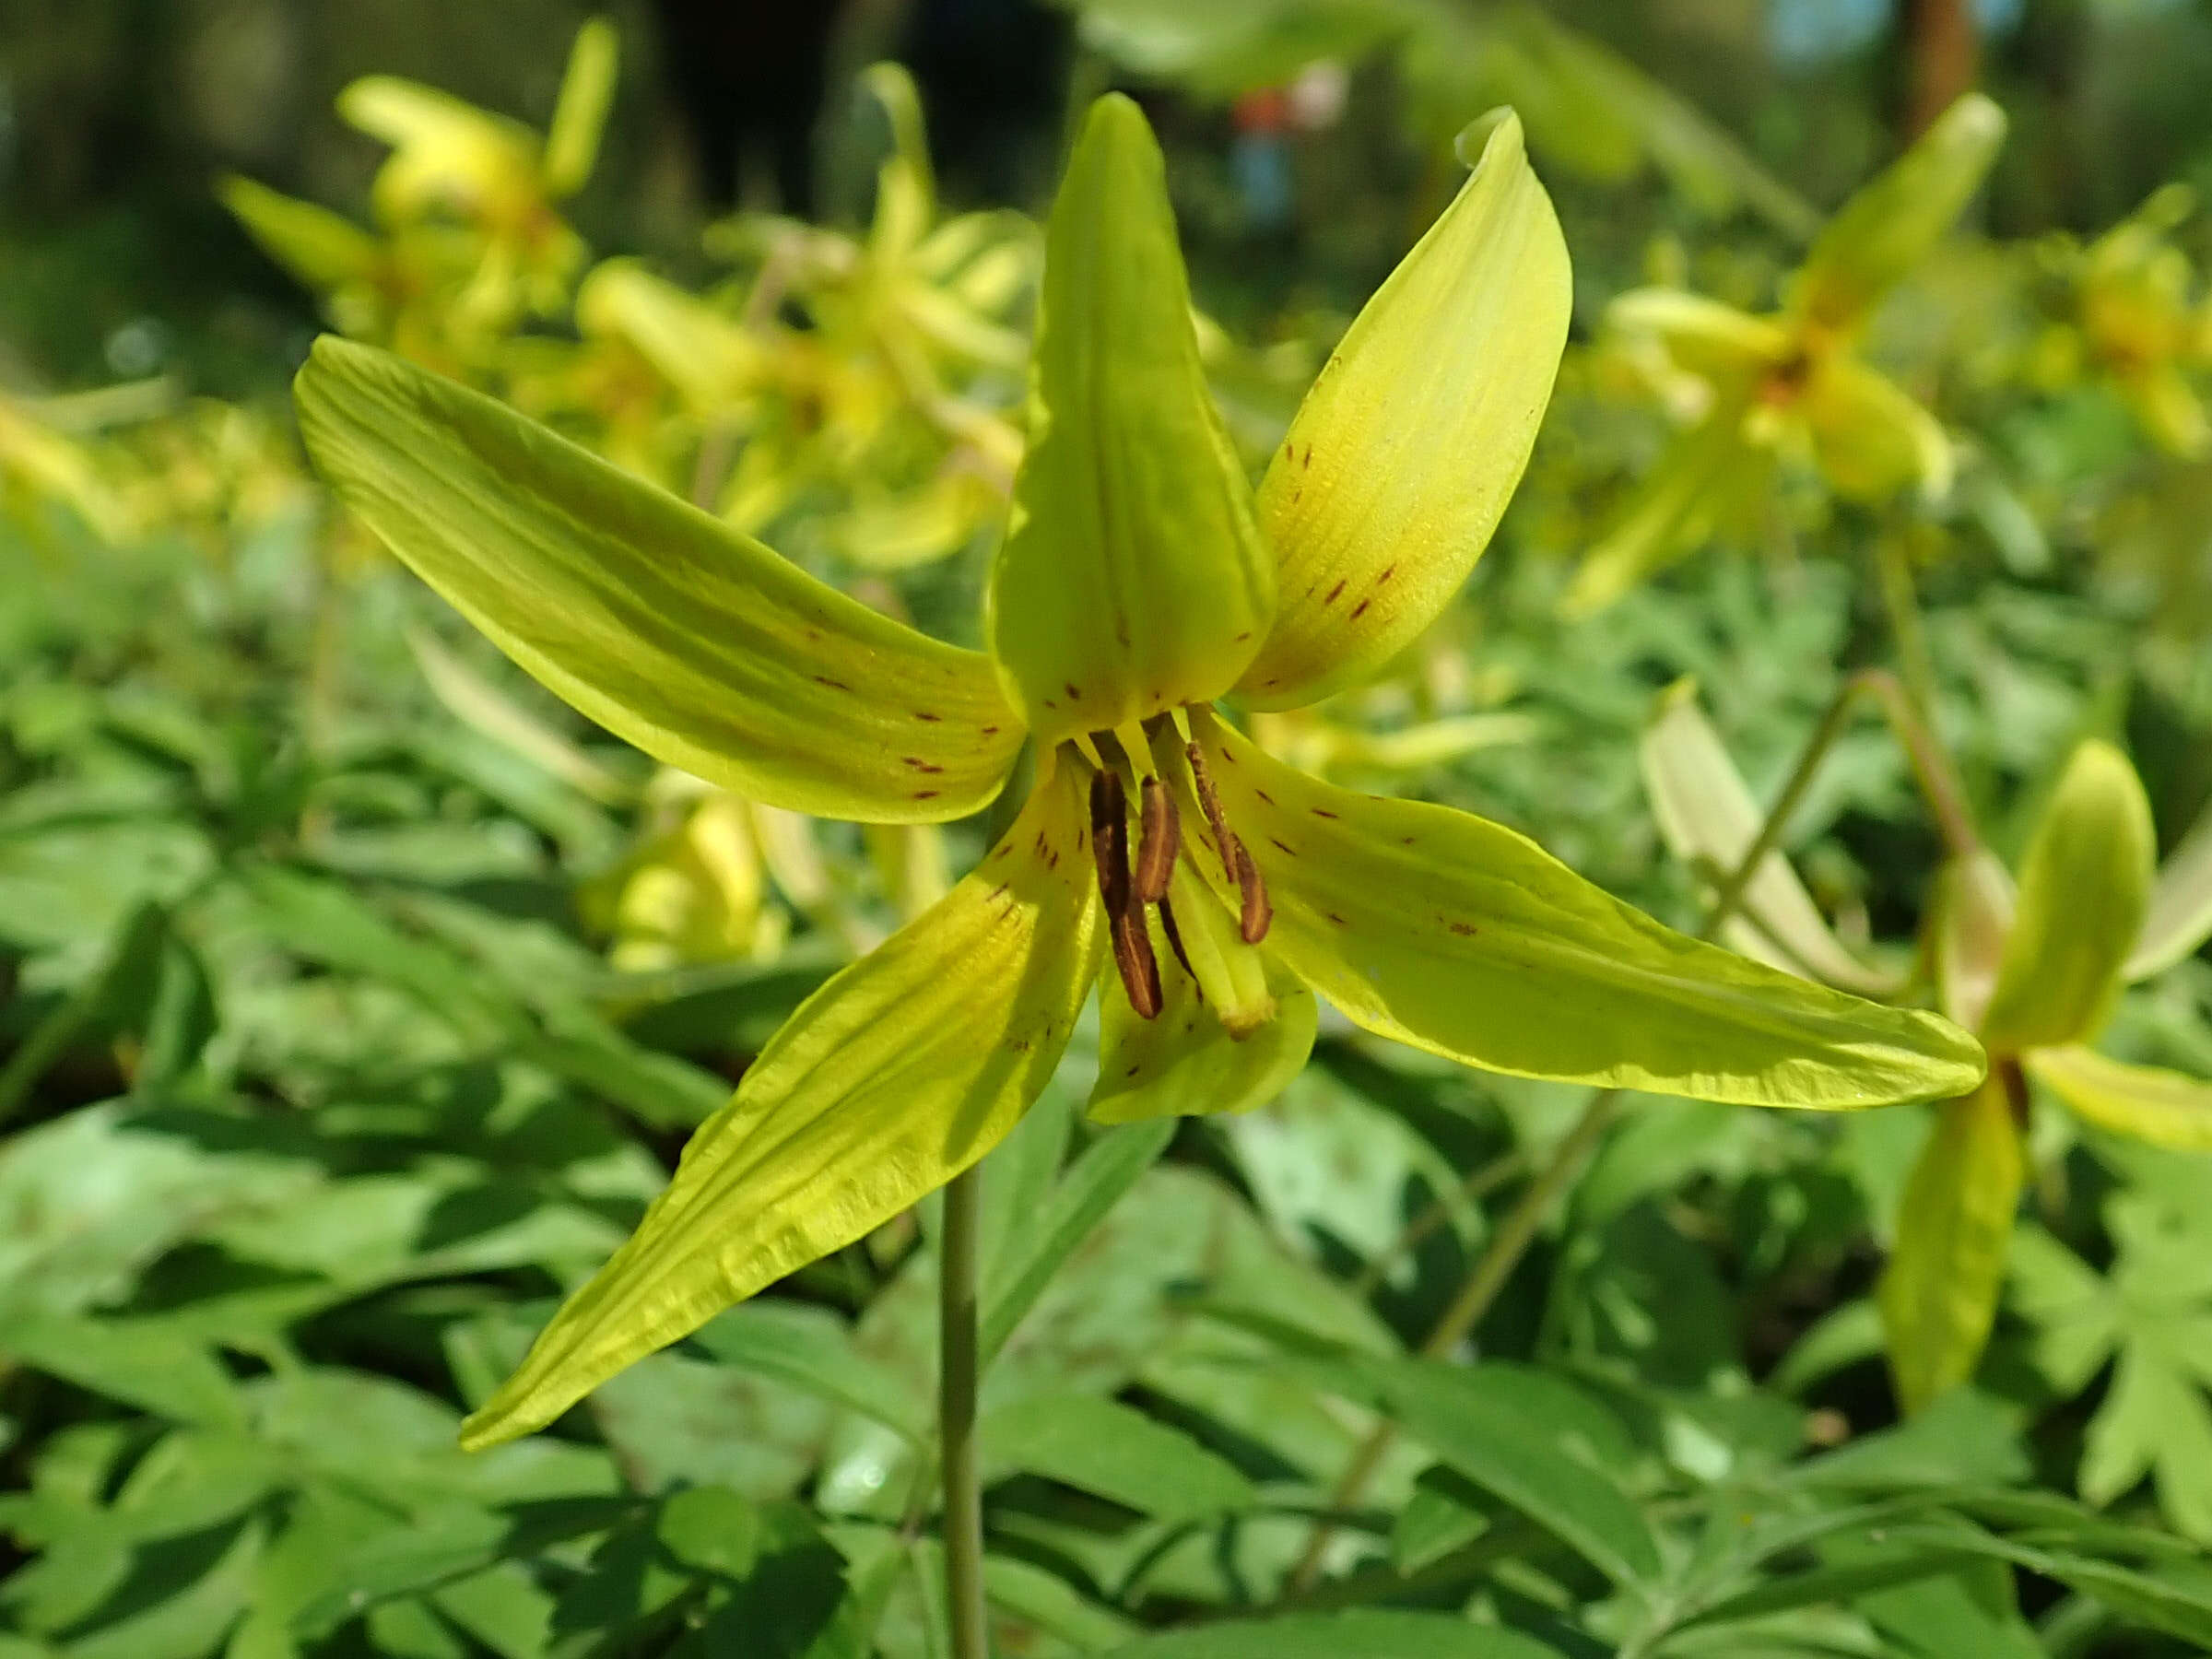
left=1088, top=768, right=1131, bottom=920
left=1233, top=841, right=1272, bottom=944
left=1111, top=911, right=1163, bottom=1018
left=1134, top=777, right=1180, bottom=904
left=1184, top=740, right=1240, bottom=886
left=1157, top=894, right=1196, bottom=985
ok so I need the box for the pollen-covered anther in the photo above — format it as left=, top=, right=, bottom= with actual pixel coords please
left=1090, top=763, right=1163, bottom=1018
left=1135, top=776, right=1180, bottom=903
left=1182, top=738, right=1273, bottom=945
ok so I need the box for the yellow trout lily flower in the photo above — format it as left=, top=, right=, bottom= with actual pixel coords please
left=1566, top=93, right=2007, bottom=616
left=296, top=96, right=1982, bottom=1449
left=1881, top=740, right=2212, bottom=1411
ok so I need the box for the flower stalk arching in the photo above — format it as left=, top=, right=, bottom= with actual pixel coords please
left=1288, top=662, right=1966, bottom=1590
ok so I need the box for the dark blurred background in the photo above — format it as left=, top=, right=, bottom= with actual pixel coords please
left=4, top=0, right=2210, bottom=394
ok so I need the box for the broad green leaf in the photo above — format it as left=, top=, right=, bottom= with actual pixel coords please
left=1182, top=712, right=1983, bottom=1108
left=688, top=1302, right=927, bottom=1444
left=296, top=338, right=1023, bottom=823
left=1364, top=1359, right=1663, bottom=1586
left=987, top=94, right=1272, bottom=746
left=1878, top=1079, right=2024, bottom=1415
left=1102, top=1611, right=1562, bottom=1658
left=1640, top=680, right=1896, bottom=994
left=2126, top=802, right=2212, bottom=982
left=1608, top=287, right=1786, bottom=384
left=2027, top=1044, right=2212, bottom=1151
left=1803, top=355, right=1953, bottom=500
left=542, top=18, right=618, bottom=197
left=979, top=1118, right=1173, bottom=1367
left=2, top=1317, right=242, bottom=1428
left=1089, top=890, right=1317, bottom=1125
left=459, top=766, right=1102, bottom=1447
left=1980, top=740, right=2155, bottom=1054
left=1242, top=110, right=1569, bottom=708
left=1853, top=1555, right=2041, bottom=1659
left=1792, top=93, right=2006, bottom=332
left=983, top=1392, right=1255, bottom=1522
left=1560, top=397, right=1770, bottom=618
left=2080, top=1342, right=2212, bottom=1539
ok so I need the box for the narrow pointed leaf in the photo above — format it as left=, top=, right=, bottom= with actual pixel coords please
left=2027, top=1046, right=2212, bottom=1152
left=1241, top=110, right=1569, bottom=708
left=1640, top=681, right=1897, bottom=994
left=297, top=337, right=1022, bottom=822
left=1980, top=740, right=2155, bottom=1054
left=1805, top=355, right=1953, bottom=500
left=1794, top=93, right=2006, bottom=332
left=980, top=1118, right=1173, bottom=1366
left=459, top=768, right=1101, bottom=1447
left=1878, top=1078, right=2024, bottom=1415
left=1182, top=714, right=1983, bottom=1108
left=2126, top=803, right=2212, bottom=982
left=987, top=94, right=1272, bottom=746
left=985, top=1393, right=1255, bottom=1522
left=1088, top=905, right=1316, bottom=1125
left=1102, top=1611, right=1561, bottom=1659
left=1366, top=1359, right=1663, bottom=1587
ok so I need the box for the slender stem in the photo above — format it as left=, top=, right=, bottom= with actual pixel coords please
left=1849, top=667, right=1981, bottom=857
left=1349, top=1147, right=1527, bottom=1300
left=1873, top=533, right=1943, bottom=738
left=939, top=1166, right=990, bottom=1659
left=1287, top=671, right=1881, bottom=1592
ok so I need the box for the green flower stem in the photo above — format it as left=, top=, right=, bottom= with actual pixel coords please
left=939, top=1164, right=991, bottom=1659
left=1874, top=530, right=1943, bottom=732
left=1288, top=669, right=1883, bottom=1592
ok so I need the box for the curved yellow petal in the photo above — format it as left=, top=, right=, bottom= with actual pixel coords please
left=1607, top=288, right=1788, bottom=385
left=2127, top=803, right=2212, bottom=982
left=2027, top=1045, right=2212, bottom=1152
left=461, top=766, right=1102, bottom=1448
left=296, top=337, right=1023, bottom=823
left=1981, top=740, right=2155, bottom=1054
left=1182, top=714, right=1984, bottom=1108
left=987, top=95, right=1272, bottom=745
left=1241, top=110, right=1570, bottom=709
left=1877, top=1077, right=2023, bottom=1415
left=1803, top=356, right=1953, bottom=501
left=1793, top=93, right=2006, bottom=334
